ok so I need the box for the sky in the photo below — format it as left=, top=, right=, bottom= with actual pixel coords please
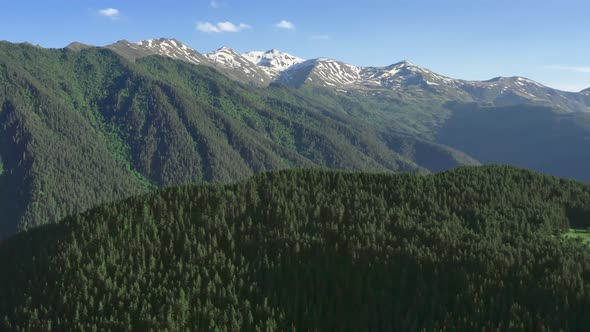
left=2, top=0, right=590, bottom=91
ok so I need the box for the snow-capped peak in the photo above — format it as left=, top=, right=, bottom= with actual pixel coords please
left=396, top=60, right=416, bottom=67
left=242, top=49, right=305, bottom=77
left=203, top=47, right=274, bottom=84
left=482, top=76, right=546, bottom=89
left=135, top=38, right=185, bottom=51
left=388, top=60, right=429, bottom=73
left=215, top=46, right=234, bottom=52
left=107, top=38, right=207, bottom=64
left=206, top=47, right=245, bottom=68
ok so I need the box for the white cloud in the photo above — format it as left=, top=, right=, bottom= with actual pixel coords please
left=98, top=8, right=120, bottom=18
left=276, top=20, right=295, bottom=30
left=196, top=22, right=221, bottom=33
left=196, top=21, right=251, bottom=33
left=218, top=22, right=250, bottom=32
left=311, top=34, right=329, bottom=40
left=547, top=65, right=590, bottom=73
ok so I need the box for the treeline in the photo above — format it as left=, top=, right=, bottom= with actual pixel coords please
left=1, top=166, right=590, bottom=331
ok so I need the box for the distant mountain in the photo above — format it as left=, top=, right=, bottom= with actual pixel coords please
left=459, top=76, right=590, bottom=111
left=278, top=58, right=362, bottom=88
left=581, top=87, right=590, bottom=95
left=278, top=59, right=590, bottom=112
left=280, top=59, right=456, bottom=90
left=360, top=61, right=456, bottom=89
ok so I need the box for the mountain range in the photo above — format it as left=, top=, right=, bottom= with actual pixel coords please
left=1, top=37, right=590, bottom=237
left=75, top=38, right=590, bottom=113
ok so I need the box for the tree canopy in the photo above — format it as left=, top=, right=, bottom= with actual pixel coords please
left=1, top=166, right=589, bottom=331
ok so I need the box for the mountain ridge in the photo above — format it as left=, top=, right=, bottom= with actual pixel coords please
left=105, top=38, right=208, bottom=64
left=59, top=37, right=590, bottom=112
left=60, top=38, right=558, bottom=91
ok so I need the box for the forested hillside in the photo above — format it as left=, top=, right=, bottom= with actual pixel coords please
left=0, top=42, right=476, bottom=236
left=1, top=166, right=590, bottom=331
left=4, top=40, right=590, bottom=239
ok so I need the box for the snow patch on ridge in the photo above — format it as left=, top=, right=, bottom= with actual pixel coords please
left=242, top=49, right=305, bottom=77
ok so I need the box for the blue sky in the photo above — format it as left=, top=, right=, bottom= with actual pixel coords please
left=2, top=0, right=590, bottom=91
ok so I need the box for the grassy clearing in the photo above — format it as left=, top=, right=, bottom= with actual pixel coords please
left=564, top=229, right=590, bottom=245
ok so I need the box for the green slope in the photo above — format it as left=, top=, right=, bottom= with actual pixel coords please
left=280, top=85, right=590, bottom=183
left=0, top=42, right=477, bottom=236
left=1, top=166, right=590, bottom=331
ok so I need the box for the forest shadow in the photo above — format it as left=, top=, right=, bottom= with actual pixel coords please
left=437, top=102, right=590, bottom=182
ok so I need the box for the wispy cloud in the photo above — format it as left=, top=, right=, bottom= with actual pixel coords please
left=98, top=8, right=120, bottom=19
left=311, top=34, right=329, bottom=40
left=196, top=21, right=251, bottom=33
left=276, top=20, right=295, bottom=30
left=210, top=1, right=226, bottom=8
left=547, top=65, right=590, bottom=73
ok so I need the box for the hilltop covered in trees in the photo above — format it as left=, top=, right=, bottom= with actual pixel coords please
left=1, top=166, right=590, bottom=330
